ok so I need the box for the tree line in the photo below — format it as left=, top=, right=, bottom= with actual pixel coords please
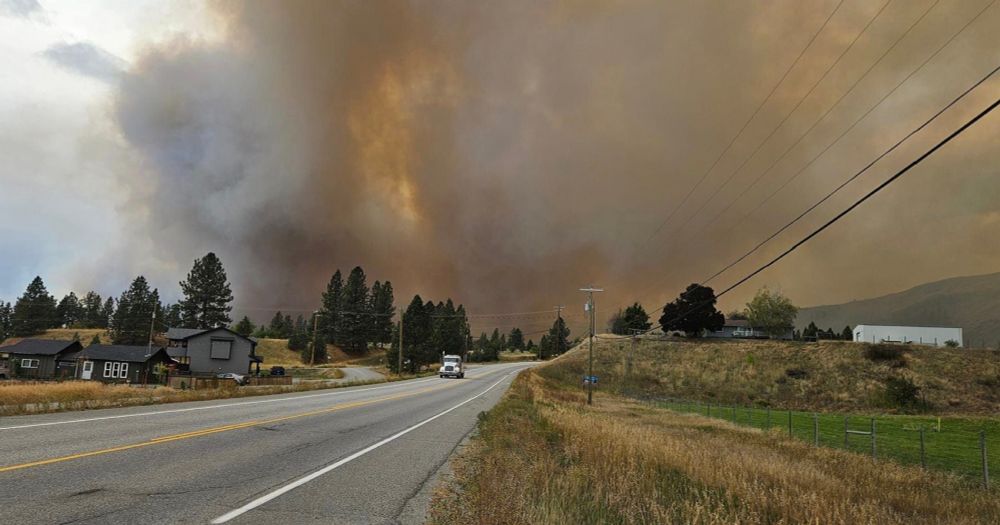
left=0, top=252, right=234, bottom=346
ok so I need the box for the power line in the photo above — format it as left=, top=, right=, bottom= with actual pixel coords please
left=701, top=0, right=992, bottom=235
left=645, top=91, right=1000, bottom=334
left=640, top=0, right=847, bottom=246
left=700, top=67, right=1000, bottom=285
left=652, top=0, right=896, bottom=248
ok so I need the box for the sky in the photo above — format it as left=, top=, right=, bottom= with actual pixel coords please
left=1, top=0, right=999, bottom=335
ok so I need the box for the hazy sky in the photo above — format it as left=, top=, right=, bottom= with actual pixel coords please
left=2, top=0, right=999, bottom=334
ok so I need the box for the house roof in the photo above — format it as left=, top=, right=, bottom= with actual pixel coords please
left=165, top=326, right=256, bottom=346
left=5, top=339, right=82, bottom=356
left=80, top=345, right=170, bottom=363
left=165, top=327, right=208, bottom=340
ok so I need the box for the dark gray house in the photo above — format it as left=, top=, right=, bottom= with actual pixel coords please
left=4, top=339, right=83, bottom=379
left=76, top=345, right=174, bottom=384
left=166, top=327, right=260, bottom=376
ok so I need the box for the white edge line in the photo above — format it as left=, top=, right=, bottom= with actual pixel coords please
left=210, top=369, right=519, bottom=524
left=0, top=377, right=442, bottom=431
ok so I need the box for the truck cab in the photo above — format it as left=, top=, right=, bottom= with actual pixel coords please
left=438, top=354, right=465, bottom=379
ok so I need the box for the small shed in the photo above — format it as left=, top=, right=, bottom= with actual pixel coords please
left=4, top=339, right=83, bottom=379
left=77, top=345, right=174, bottom=384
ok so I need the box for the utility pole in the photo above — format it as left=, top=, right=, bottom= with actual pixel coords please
left=553, top=305, right=564, bottom=359
left=579, top=286, right=603, bottom=405
left=310, top=311, right=323, bottom=366
left=625, top=328, right=639, bottom=397
left=146, top=307, right=156, bottom=356
left=397, top=305, right=404, bottom=376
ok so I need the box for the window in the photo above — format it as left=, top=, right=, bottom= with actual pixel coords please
left=103, top=362, right=129, bottom=379
left=20, top=358, right=39, bottom=369
left=210, top=339, right=233, bottom=360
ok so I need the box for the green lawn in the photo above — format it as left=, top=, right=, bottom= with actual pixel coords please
left=652, top=398, right=998, bottom=482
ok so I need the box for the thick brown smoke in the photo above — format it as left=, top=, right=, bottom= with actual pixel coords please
left=113, top=0, right=1000, bottom=331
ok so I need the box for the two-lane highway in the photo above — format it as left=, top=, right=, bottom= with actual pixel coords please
left=0, top=362, right=532, bottom=524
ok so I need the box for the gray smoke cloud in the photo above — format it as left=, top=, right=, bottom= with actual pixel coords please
left=109, top=0, right=1000, bottom=331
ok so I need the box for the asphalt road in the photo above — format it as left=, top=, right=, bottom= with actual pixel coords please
left=0, top=362, right=532, bottom=524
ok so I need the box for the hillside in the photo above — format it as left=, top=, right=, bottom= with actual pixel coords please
left=798, top=271, right=1000, bottom=347
left=554, top=337, right=1000, bottom=415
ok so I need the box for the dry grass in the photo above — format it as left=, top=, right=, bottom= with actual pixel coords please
left=0, top=376, right=381, bottom=416
left=431, top=369, right=1000, bottom=524
left=550, top=337, right=1000, bottom=415
left=253, top=338, right=305, bottom=365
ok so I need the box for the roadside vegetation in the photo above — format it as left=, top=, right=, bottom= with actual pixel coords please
left=431, top=346, right=1000, bottom=524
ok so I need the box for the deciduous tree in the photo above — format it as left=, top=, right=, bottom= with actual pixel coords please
left=658, top=284, right=724, bottom=338
left=745, top=287, right=798, bottom=339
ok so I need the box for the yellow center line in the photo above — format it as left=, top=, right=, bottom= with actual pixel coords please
left=0, top=379, right=467, bottom=474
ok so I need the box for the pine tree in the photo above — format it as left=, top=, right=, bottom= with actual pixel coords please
left=179, top=252, right=233, bottom=328
left=288, top=315, right=309, bottom=352
left=80, top=291, right=104, bottom=328
left=89, top=333, right=101, bottom=345
left=340, top=266, right=370, bottom=354
left=508, top=328, right=525, bottom=351
left=525, top=339, right=536, bottom=355
left=162, top=303, right=183, bottom=328
left=100, top=297, right=115, bottom=330
left=538, top=334, right=550, bottom=360
left=543, top=317, right=570, bottom=359
left=110, top=276, right=160, bottom=345
left=56, top=292, right=82, bottom=328
left=12, top=276, right=57, bottom=336
left=0, top=301, right=13, bottom=343
left=320, top=270, right=344, bottom=345
left=268, top=311, right=286, bottom=338
left=841, top=325, right=853, bottom=341
left=233, top=316, right=255, bottom=336
left=370, top=280, right=395, bottom=346
left=388, top=295, right=432, bottom=372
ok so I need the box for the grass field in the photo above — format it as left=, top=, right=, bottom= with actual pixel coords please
left=284, top=367, right=346, bottom=380
left=431, top=364, right=1000, bottom=524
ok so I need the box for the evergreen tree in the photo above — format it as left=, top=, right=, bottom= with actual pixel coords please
left=538, top=334, right=551, bottom=360
left=841, top=325, right=853, bottom=341
left=288, top=315, right=309, bottom=352
left=609, top=303, right=651, bottom=335
left=430, top=299, right=465, bottom=360
left=370, top=280, right=395, bottom=346
left=233, top=316, right=255, bottom=336
left=508, top=327, right=525, bottom=351
left=525, top=338, right=536, bottom=355
left=0, top=301, right=12, bottom=343
left=283, top=314, right=294, bottom=338
left=179, top=252, right=233, bottom=328
left=12, top=276, right=57, bottom=336
left=56, top=292, right=82, bottom=328
left=388, top=295, right=433, bottom=372
left=80, top=291, right=104, bottom=328
left=659, top=284, right=724, bottom=337
left=110, top=276, right=160, bottom=345
left=340, top=266, right=371, bottom=354
left=267, top=311, right=286, bottom=338
left=544, top=316, right=570, bottom=359
left=89, top=333, right=101, bottom=345
left=100, top=297, right=115, bottom=330
left=162, top=303, right=183, bottom=328
left=321, top=270, right=344, bottom=345
left=803, top=322, right=819, bottom=339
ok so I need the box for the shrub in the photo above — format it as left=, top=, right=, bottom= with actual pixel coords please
left=944, top=339, right=960, bottom=348
left=785, top=368, right=808, bottom=379
left=884, top=374, right=923, bottom=409
left=864, top=343, right=905, bottom=363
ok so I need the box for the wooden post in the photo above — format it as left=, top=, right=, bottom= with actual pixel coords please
left=813, top=413, right=819, bottom=446
left=919, top=427, right=926, bottom=469
left=871, top=418, right=877, bottom=460
left=788, top=410, right=792, bottom=436
left=844, top=416, right=849, bottom=449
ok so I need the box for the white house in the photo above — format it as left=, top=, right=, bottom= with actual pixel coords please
left=853, top=325, right=963, bottom=347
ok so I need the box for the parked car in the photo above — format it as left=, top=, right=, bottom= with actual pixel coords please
left=269, top=366, right=286, bottom=376
left=215, top=372, right=247, bottom=385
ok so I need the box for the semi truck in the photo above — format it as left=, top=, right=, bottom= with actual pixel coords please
left=438, top=354, right=465, bottom=379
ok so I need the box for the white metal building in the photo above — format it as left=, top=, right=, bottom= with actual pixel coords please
left=853, top=325, right=963, bottom=347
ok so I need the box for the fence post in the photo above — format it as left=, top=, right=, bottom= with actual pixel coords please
left=788, top=410, right=792, bottom=436
left=981, top=430, right=990, bottom=489
left=870, top=418, right=877, bottom=460
left=919, top=427, right=926, bottom=469
left=732, top=404, right=737, bottom=423
left=844, top=416, right=849, bottom=449
left=766, top=407, right=771, bottom=429
left=813, top=413, right=819, bottom=446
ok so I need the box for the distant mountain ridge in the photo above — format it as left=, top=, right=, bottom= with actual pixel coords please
left=797, top=272, right=1000, bottom=347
